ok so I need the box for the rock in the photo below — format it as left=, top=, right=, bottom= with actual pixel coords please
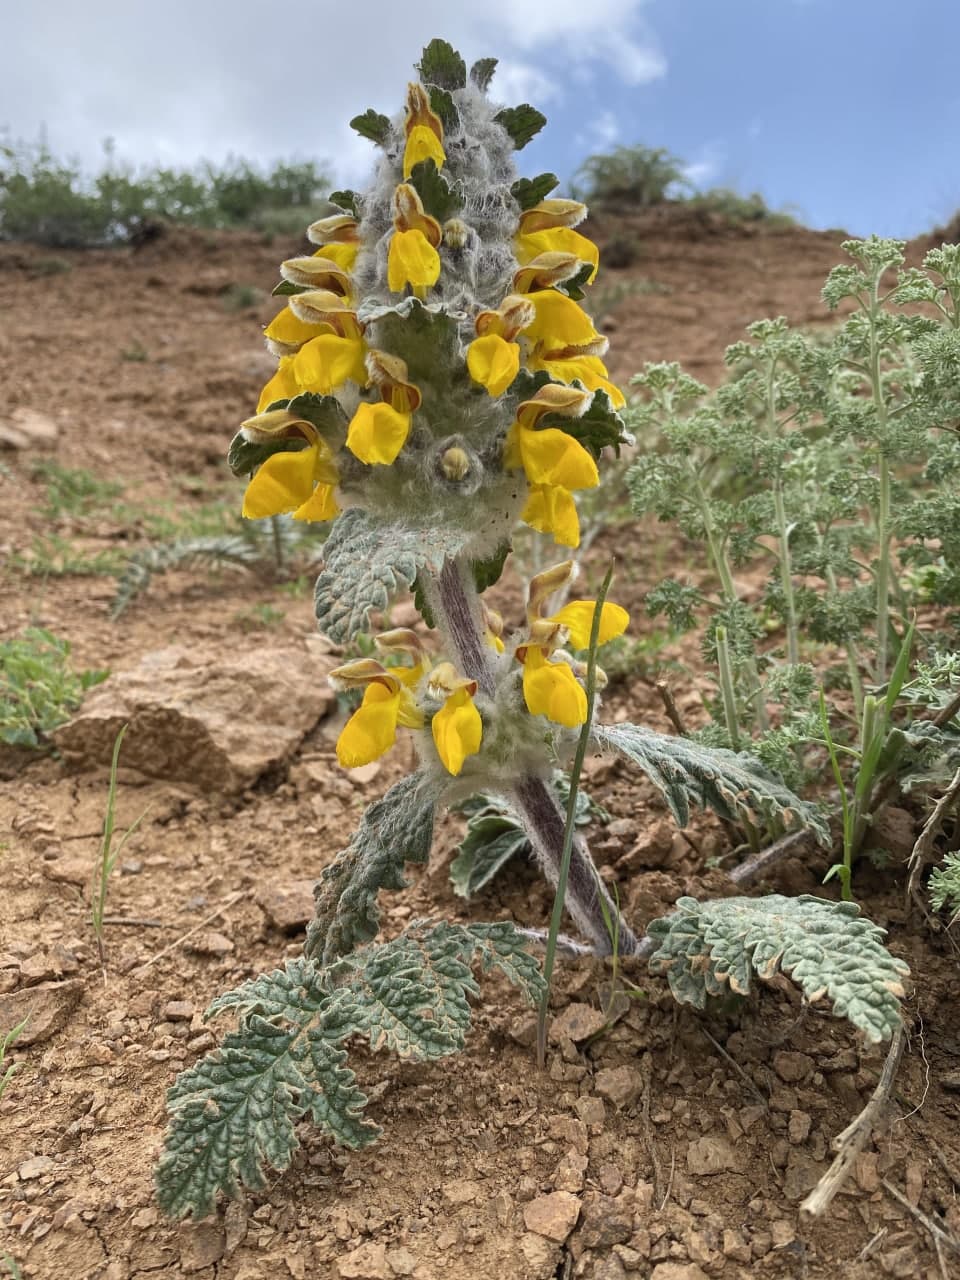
left=550, top=1002, right=607, bottom=1044
left=650, top=1265, right=709, bottom=1280
left=0, top=979, right=83, bottom=1045
left=385, top=1247, right=416, bottom=1277
left=256, top=879, right=316, bottom=932
left=520, top=1232, right=560, bottom=1276
left=179, top=1221, right=226, bottom=1272
left=441, top=1178, right=481, bottom=1205
left=573, top=1096, right=605, bottom=1130
left=163, top=1000, right=194, bottom=1022
left=523, top=1191, right=581, bottom=1242
left=783, top=1151, right=823, bottom=1200
left=686, top=1136, right=739, bottom=1175
left=185, top=931, right=234, bottom=957
left=722, top=1229, right=751, bottom=1263
left=42, top=858, right=91, bottom=887
left=54, top=644, right=337, bottom=792
left=772, top=1050, right=814, bottom=1083
left=578, top=1192, right=633, bottom=1248
left=0, top=406, right=58, bottom=450
left=337, top=1241, right=389, bottom=1280
left=592, top=1257, right=627, bottom=1280
left=788, top=1109, right=812, bottom=1144
left=554, top=1149, right=588, bottom=1193
left=19, top=1155, right=55, bottom=1180
left=594, top=1065, right=642, bottom=1109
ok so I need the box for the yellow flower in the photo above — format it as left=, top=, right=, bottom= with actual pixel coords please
left=522, top=289, right=603, bottom=351
left=263, top=305, right=328, bottom=352
left=520, top=646, right=587, bottom=728
left=346, top=402, right=411, bottom=465
left=504, top=422, right=598, bottom=490
left=240, top=418, right=340, bottom=523
left=331, top=658, right=425, bottom=769
left=404, top=124, right=446, bottom=178
left=518, top=198, right=588, bottom=235
left=521, top=484, right=581, bottom=547
left=548, top=600, right=630, bottom=649
left=292, top=332, right=368, bottom=394
left=515, top=227, right=599, bottom=283
left=279, top=254, right=352, bottom=295
left=535, top=355, right=625, bottom=409
left=310, top=241, right=359, bottom=272
left=427, top=664, right=482, bottom=775
left=307, top=213, right=360, bottom=247
left=388, top=229, right=441, bottom=297
left=257, top=357, right=300, bottom=412
left=466, top=334, right=520, bottom=397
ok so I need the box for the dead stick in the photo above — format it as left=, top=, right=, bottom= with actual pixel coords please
left=132, top=891, right=246, bottom=976
left=656, top=682, right=688, bottom=737
left=102, top=916, right=166, bottom=928
left=881, top=1178, right=960, bottom=1259
left=906, top=764, right=960, bottom=902
left=800, top=1025, right=905, bottom=1218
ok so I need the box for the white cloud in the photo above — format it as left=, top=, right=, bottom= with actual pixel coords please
left=575, top=110, right=621, bottom=152
left=0, top=1, right=665, bottom=175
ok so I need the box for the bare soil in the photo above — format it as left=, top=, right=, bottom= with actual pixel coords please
left=1, top=212, right=957, bottom=1280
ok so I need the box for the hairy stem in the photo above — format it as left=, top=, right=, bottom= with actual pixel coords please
left=429, top=555, right=638, bottom=954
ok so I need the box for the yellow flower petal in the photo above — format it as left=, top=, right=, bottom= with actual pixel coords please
left=550, top=600, right=630, bottom=650
left=432, top=687, right=482, bottom=776
left=521, top=484, right=581, bottom=547
left=257, top=357, right=300, bottom=412
left=523, top=290, right=602, bottom=350
left=346, top=402, right=411, bottom=465
left=514, top=424, right=599, bottom=490
left=293, top=483, right=339, bottom=523
left=538, top=356, right=626, bottom=408
left=242, top=444, right=318, bottom=519
left=466, top=335, right=520, bottom=397
left=387, top=228, right=441, bottom=297
left=293, top=333, right=367, bottom=394
left=337, top=682, right=401, bottom=767
left=522, top=648, right=587, bottom=727
left=403, top=124, right=446, bottom=178
left=264, top=305, right=329, bottom=348
left=515, top=228, right=599, bottom=283
left=312, top=241, right=359, bottom=271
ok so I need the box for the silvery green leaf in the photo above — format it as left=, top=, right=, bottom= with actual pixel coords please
left=647, top=894, right=909, bottom=1043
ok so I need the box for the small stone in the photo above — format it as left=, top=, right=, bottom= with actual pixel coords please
left=722, top=1229, right=751, bottom=1263
left=508, top=1012, right=538, bottom=1047
left=441, top=1178, right=481, bottom=1205
left=578, top=1193, right=633, bottom=1248
left=573, top=1096, right=605, bottom=1130
left=554, top=1149, right=588, bottom=1193
left=0, top=979, right=83, bottom=1045
left=385, top=1247, right=416, bottom=1277
left=650, top=1265, right=709, bottom=1280
left=787, top=1110, right=812, bottom=1144
left=132, top=1208, right=158, bottom=1229
left=854, top=1151, right=880, bottom=1193
left=520, top=1232, right=559, bottom=1272
left=771, top=1220, right=796, bottom=1248
left=256, top=879, right=316, bottom=932
left=591, top=1256, right=627, bottom=1280
left=163, top=1000, right=194, bottom=1022
left=19, top=952, right=62, bottom=984
left=19, top=1155, right=55, bottom=1180
left=598, top=1163, right=623, bottom=1197
left=0, top=406, right=58, bottom=450
left=523, top=1191, right=581, bottom=1242
left=42, top=859, right=90, bottom=887
left=185, top=931, right=234, bottom=957
left=686, top=1136, right=739, bottom=1175
left=550, top=1002, right=606, bottom=1044
left=772, top=1051, right=814, bottom=1084
left=594, top=1065, right=642, bottom=1109
left=783, top=1151, right=823, bottom=1200
left=179, top=1221, right=226, bottom=1272
left=337, top=1242, right=389, bottom=1280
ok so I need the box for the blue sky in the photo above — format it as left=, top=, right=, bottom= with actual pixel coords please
left=3, top=0, right=958, bottom=237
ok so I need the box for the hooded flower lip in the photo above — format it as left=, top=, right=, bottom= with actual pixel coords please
left=428, top=662, right=482, bottom=776
left=466, top=333, right=519, bottom=397
left=512, top=251, right=584, bottom=295
left=264, top=293, right=363, bottom=358
left=518, top=198, right=588, bottom=235
left=522, top=484, right=581, bottom=547
left=307, top=213, right=360, bottom=246
left=279, top=255, right=353, bottom=295
left=515, top=228, right=599, bottom=284
left=518, top=645, right=587, bottom=728
left=330, top=656, right=425, bottom=769
left=346, top=350, right=421, bottom=465
left=475, top=294, right=536, bottom=342
left=388, top=184, right=442, bottom=299
left=239, top=413, right=340, bottom=523
left=403, top=82, right=446, bottom=179
left=504, top=384, right=599, bottom=492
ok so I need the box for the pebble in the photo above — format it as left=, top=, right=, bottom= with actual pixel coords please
left=577, top=1192, right=633, bottom=1248
left=385, top=1247, right=416, bottom=1276
left=255, top=879, right=316, bottom=932
left=550, top=1002, right=607, bottom=1044
left=522, top=1191, right=582, bottom=1242
left=772, top=1050, right=814, bottom=1083
left=336, top=1241, right=389, bottom=1280
left=788, top=1109, right=812, bottom=1144
left=686, top=1135, right=739, bottom=1175
left=18, top=1155, right=55, bottom=1180
left=185, top=931, right=234, bottom=957
left=650, top=1264, right=709, bottom=1280
left=163, top=1000, right=195, bottom=1022
left=0, top=979, right=84, bottom=1045
left=179, top=1221, right=226, bottom=1272
left=441, top=1178, right=481, bottom=1205
left=594, top=1065, right=642, bottom=1109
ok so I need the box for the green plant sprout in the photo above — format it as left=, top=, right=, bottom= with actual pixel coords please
left=154, top=40, right=907, bottom=1222
left=91, top=726, right=151, bottom=968
left=0, top=1016, right=28, bottom=1103
left=0, top=628, right=107, bottom=749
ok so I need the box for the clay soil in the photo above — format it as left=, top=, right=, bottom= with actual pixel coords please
left=1, top=211, right=958, bottom=1280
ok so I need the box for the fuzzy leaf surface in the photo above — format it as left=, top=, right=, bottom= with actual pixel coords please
left=594, top=722, right=829, bottom=843
left=469, top=57, right=498, bottom=91
left=227, top=432, right=307, bottom=478
left=647, top=895, right=909, bottom=1042
left=329, top=189, right=360, bottom=217
left=417, top=38, right=467, bottom=89
left=314, top=509, right=464, bottom=643
left=350, top=109, right=392, bottom=145
left=494, top=104, right=547, bottom=149
left=450, top=810, right=531, bottom=897
left=511, top=173, right=560, bottom=210
left=306, top=773, right=439, bottom=963
left=408, top=159, right=462, bottom=223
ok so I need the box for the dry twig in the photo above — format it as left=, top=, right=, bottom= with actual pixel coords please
left=132, top=890, right=246, bottom=976
left=800, top=1025, right=905, bottom=1218
left=906, top=764, right=960, bottom=902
